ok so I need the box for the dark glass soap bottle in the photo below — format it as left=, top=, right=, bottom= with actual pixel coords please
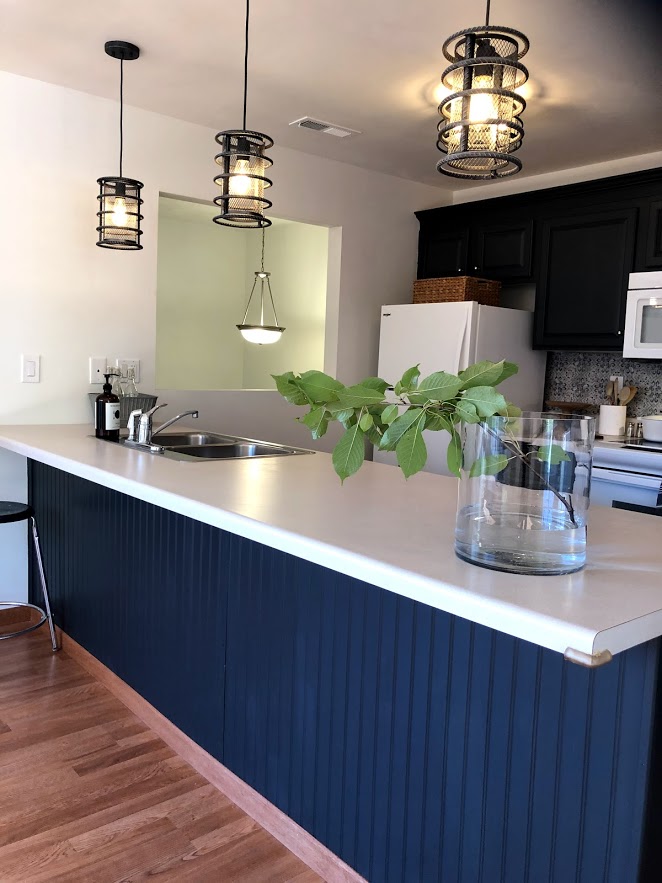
left=95, top=373, right=121, bottom=441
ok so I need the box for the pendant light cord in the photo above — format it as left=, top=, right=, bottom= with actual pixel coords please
left=242, top=0, right=250, bottom=130
left=485, top=0, right=491, bottom=26
left=119, top=58, right=124, bottom=178
left=261, top=225, right=265, bottom=271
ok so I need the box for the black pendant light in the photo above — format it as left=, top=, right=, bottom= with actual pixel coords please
left=213, top=0, right=273, bottom=228
left=96, top=41, right=144, bottom=249
left=436, top=0, right=529, bottom=180
left=237, top=227, right=284, bottom=344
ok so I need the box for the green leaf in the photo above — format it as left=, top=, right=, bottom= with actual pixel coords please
left=336, top=384, right=386, bottom=409
left=271, top=372, right=309, bottom=406
left=498, top=402, right=522, bottom=418
left=469, top=453, right=509, bottom=478
left=380, top=407, right=425, bottom=451
left=494, top=361, right=519, bottom=385
left=400, top=365, right=421, bottom=389
left=300, top=407, right=329, bottom=439
left=446, top=428, right=462, bottom=477
left=381, top=404, right=399, bottom=425
left=358, top=377, right=390, bottom=394
left=359, top=412, right=374, bottom=431
left=365, top=425, right=384, bottom=447
left=535, top=444, right=571, bottom=466
left=425, top=411, right=450, bottom=432
left=455, top=399, right=480, bottom=424
left=332, top=425, right=366, bottom=482
left=461, top=386, right=507, bottom=418
left=297, top=370, right=344, bottom=403
left=414, top=371, right=462, bottom=403
left=395, top=416, right=428, bottom=478
left=459, top=360, right=506, bottom=389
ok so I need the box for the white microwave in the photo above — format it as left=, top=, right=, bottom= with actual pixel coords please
left=623, top=271, right=662, bottom=358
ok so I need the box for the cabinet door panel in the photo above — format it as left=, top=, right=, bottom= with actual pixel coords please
left=534, top=209, right=636, bottom=350
left=418, top=227, right=469, bottom=278
left=471, top=220, right=533, bottom=280
left=643, top=200, right=662, bottom=268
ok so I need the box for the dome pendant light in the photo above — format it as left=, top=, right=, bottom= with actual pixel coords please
left=213, top=0, right=273, bottom=228
left=96, top=41, right=144, bottom=249
left=237, top=228, right=284, bottom=344
left=436, top=0, right=529, bottom=180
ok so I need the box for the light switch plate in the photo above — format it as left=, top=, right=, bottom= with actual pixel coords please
left=21, top=354, right=40, bottom=383
left=89, top=357, right=108, bottom=384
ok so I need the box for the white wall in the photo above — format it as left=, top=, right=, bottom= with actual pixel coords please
left=242, top=220, right=328, bottom=389
left=156, top=199, right=246, bottom=389
left=0, top=69, right=443, bottom=598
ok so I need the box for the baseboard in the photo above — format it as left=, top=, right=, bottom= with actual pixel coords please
left=57, top=629, right=366, bottom=883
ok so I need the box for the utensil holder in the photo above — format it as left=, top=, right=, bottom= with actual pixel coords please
left=599, top=405, right=626, bottom=437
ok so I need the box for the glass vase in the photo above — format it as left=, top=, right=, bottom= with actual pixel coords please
left=455, top=413, right=595, bottom=575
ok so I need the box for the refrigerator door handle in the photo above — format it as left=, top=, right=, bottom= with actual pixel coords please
left=457, top=304, right=475, bottom=371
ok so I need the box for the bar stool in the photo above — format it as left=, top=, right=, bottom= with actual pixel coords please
left=0, top=502, right=58, bottom=651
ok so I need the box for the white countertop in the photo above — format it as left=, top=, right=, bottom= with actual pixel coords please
left=1, top=423, right=661, bottom=660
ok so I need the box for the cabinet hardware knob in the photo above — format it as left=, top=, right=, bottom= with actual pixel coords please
left=618, top=331, right=622, bottom=335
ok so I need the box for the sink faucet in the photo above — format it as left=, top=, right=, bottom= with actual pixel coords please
left=154, top=409, right=199, bottom=437
left=137, top=403, right=169, bottom=446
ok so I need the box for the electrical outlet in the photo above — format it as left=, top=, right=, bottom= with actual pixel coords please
left=89, top=357, right=108, bottom=384
left=115, top=358, right=141, bottom=383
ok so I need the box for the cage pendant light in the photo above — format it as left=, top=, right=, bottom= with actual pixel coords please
left=237, top=228, right=284, bottom=344
left=436, top=0, right=529, bottom=180
left=213, top=0, right=273, bottom=228
left=96, top=41, right=144, bottom=249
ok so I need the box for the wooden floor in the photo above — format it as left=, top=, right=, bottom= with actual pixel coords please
left=0, top=629, right=322, bottom=882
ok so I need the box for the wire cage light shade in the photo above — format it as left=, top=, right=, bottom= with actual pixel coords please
left=96, top=177, right=144, bottom=249
left=213, top=130, right=273, bottom=228
left=96, top=40, right=144, bottom=249
left=437, top=20, right=529, bottom=180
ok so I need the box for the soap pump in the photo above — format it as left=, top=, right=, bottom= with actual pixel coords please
left=95, top=373, right=121, bottom=441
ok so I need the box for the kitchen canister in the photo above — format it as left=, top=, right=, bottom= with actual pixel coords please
left=599, top=404, right=627, bottom=437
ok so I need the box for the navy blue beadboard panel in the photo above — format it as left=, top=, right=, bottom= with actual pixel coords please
left=223, top=540, right=659, bottom=883
left=28, top=461, right=226, bottom=759
left=29, top=460, right=660, bottom=883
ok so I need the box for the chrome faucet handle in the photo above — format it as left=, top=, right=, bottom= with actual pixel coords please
left=126, top=409, right=143, bottom=442
left=138, top=403, right=168, bottom=445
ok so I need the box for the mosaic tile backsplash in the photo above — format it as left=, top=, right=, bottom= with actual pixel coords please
left=544, top=352, right=662, bottom=417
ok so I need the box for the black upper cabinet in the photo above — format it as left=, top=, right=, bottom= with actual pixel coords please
left=418, top=227, right=469, bottom=278
left=636, top=199, right=662, bottom=269
left=470, top=220, right=533, bottom=280
left=416, top=168, right=662, bottom=350
left=533, top=209, right=637, bottom=350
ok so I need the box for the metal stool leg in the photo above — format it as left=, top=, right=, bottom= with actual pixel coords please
left=30, top=516, right=59, bottom=652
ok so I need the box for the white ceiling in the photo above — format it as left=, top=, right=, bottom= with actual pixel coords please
left=1, top=0, right=661, bottom=189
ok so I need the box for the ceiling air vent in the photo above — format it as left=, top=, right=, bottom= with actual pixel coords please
left=289, top=117, right=361, bottom=138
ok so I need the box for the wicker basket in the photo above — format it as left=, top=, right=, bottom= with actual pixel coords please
left=412, top=276, right=500, bottom=306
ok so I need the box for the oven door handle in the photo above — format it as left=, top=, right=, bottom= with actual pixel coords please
left=593, top=467, right=662, bottom=504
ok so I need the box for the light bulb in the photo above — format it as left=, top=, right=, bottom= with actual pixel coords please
left=111, top=196, right=128, bottom=228
left=239, top=326, right=283, bottom=345
left=230, top=158, right=253, bottom=197
left=469, top=76, right=497, bottom=123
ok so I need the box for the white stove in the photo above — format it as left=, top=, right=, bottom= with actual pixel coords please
left=592, top=437, right=662, bottom=514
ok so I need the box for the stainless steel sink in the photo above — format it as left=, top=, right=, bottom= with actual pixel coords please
left=166, top=442, right=301, bottom=460
left=150, top=431, right=313, bottom=462
left=151, top=431, right=236, bottom=447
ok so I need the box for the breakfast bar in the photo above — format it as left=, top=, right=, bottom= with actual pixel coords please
left=1, top=424, right=661, bottom=882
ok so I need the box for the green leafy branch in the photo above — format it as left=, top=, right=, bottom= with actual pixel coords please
left=273, top=360, right=522, bottom=482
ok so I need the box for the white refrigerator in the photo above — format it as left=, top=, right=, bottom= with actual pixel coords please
left=374, top=302, right=546, bottom=476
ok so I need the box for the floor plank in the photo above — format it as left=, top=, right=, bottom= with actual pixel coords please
left=0, top=632, right=322, bottom=882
